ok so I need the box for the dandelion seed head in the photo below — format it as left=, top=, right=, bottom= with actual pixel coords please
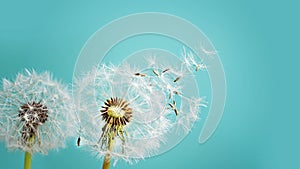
left=74, top=48, right=207, bottom=164
left=0, top=69, right=75, bottom=154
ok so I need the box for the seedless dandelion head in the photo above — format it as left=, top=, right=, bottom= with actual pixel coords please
left=0, top=69, right=75, bottom=154
left=101, top=97, right=132, bottom=126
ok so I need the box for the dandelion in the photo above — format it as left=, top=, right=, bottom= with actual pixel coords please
left=0, top=69, right=74, bottom=169
left=74, top=48, right=207, bottom=169
left=182, top=47, right=207, bottom=72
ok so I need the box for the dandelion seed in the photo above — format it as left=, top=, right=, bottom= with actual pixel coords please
left=162, top=68, right=170, bottom=73
left=174, top=76, right=181, bottom=83
left=77, top=137, right=81, bottom=147
left=173, top=90, right=182, bottom=96
left=0, top=69, right=74, bottom=169
left=168, top=100, right=178, bottom=116
left=134, top=72, right=146, bottom=77
left=152, top=69, right=160, bottom=76
left=182, top=47, right=207, bottom=73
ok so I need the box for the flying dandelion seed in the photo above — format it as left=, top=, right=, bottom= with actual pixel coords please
left=74, top=48, right=207, bottom=169
left=0, top=69, right=75, bottom=169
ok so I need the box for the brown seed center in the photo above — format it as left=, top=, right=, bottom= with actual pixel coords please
left=18, top=101, right=48, bottom=146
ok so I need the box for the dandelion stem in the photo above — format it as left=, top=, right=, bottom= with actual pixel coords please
left=102, top=155, right=111, bottom=169
left=102, top=134, right=115, bottom=169
left=24, top=152, right=32, bottom=169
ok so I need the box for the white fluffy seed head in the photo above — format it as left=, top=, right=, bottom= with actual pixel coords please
left=74, top=49, right=207, bottom=165
left=0, top=69, right=75, bottom=154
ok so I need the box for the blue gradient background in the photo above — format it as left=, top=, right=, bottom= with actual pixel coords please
left=0, top=0, right=299, bottom=169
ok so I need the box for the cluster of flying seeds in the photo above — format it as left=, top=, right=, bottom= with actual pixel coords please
left=135, top=67, right=182, bottom=117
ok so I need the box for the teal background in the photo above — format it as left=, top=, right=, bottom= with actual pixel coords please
left=0, top=0, right=299, bottom=169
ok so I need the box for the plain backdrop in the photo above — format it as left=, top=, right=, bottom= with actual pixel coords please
left=0, top=0, right=299, bottom=169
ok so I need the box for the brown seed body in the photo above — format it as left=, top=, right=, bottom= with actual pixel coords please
left=174, top=76, right=181, bottom=83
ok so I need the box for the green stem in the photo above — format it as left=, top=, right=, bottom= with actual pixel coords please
left=24, top=152, right=32, bottom=169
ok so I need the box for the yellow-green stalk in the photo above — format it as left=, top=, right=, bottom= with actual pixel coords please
left=100, top=97, right=133, bottom=169
left=24, top=152, right=32, bottom=169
